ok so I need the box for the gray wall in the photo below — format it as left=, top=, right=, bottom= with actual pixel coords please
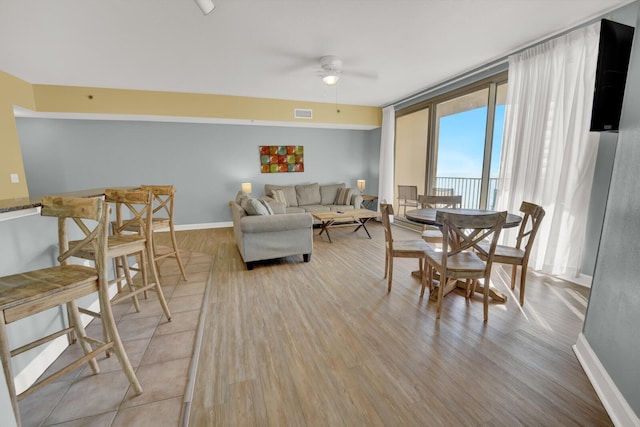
left=16, top=119, right=381, bottom=226
left=581, top=133, right=618, bottom=276
left=581, top=2, right=639, bottom=277
left=0, top=118, right=380, bottom=424
left=583, top=6, right=640, bottom=418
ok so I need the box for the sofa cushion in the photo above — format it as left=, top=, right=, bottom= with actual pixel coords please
left=271, top=189, right=288, bottom=206
left=242, top=198, right=271, bottom=216
left=296, top=183, right=321, bottom=206
left=265, top=185, right=298, bottom=207
left=259, top=197, right=285, bottom=214
left=285, top=206, right=307, bottom=214
left=302, top=204, right=331, bottom=213
left=334, top=187, right=353, bottom=205
left=320, top=183, right=345, bottom=205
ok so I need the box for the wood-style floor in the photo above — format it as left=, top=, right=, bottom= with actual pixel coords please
left=173, top=223, right=612, bottom=426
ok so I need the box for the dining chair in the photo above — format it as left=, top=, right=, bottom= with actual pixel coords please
left=70, top=188, right=172, bottom=322
left=130, top=185, right=188, bottom=281
left=425, top=210, right=506, bottom=321
left=477, top=201, right=545, bottom=306
left=0, top=196, right=142, bottom=427
left=430, top=187, right=454, bottom=196
left=397, top=185, right=419, bottom=216
left=418, top=194, right=462, bottom=245
left=380, top=203, right=431, bottom=293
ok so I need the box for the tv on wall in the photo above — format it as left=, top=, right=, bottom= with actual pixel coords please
left=590, top=19, right=635, bottom=132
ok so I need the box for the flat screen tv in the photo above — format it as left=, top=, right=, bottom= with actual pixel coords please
left=590, top=19, right=635, bottom=132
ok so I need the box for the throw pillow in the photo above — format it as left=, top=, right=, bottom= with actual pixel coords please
left=320, top=183, right=345, bottom=205
left=334, top=187, right=353, bottom=205
left=295, top=183, right=321, bottom=205
left=258, top=199, right=274, bottom=215
left=271, top=189, right=288, bottom=206
left=242, top=198, right=270, bottom=216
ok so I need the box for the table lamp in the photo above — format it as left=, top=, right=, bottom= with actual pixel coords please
left=241, top=182, right=252, bottom=194
left=356, top=179, right=366, bottom=194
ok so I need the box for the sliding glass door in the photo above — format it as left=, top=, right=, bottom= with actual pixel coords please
left=395, top=74, right=507, bottom=212
left=433, top=88, right=489, bottom=208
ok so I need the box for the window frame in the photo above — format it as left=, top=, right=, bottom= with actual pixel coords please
left=395, top=71, right=508, bottom=210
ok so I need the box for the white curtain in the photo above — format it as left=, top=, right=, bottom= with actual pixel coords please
left=496, top=22, right=601, bottom=277
left=378, top=105, right=395, bottom=208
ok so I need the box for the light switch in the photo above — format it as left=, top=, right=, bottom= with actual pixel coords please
left=10, top=173, right=19, bottom=183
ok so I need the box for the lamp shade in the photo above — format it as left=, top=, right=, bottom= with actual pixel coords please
left=241, top=182, right=252, bottom=194
left=194, top=0, right=215, bottom=15
left=357, top=179, right=366, bottom=192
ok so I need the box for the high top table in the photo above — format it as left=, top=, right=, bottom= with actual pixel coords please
left=405, top=207, right=522, bottom=303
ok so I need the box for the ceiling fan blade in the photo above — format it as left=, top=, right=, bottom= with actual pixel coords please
left=344, top=69, right=379, bottom=80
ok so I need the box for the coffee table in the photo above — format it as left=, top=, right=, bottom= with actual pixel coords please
left=311, top=209, right=379, bottom=243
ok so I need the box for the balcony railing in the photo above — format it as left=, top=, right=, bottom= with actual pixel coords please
left=433, top=177, right=499, bottom=210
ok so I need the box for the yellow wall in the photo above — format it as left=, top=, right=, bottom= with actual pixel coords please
left=32, top=85, right=382, bottom=127
left=395, top=109, right=429, bottom=212
left=0, top=71, right=35, bottom=198
left=0, top=71, right=381, bottom=199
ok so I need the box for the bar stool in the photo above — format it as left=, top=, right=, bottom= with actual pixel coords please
left=139, top=185, right=188, bottom=281
left=0, top=196, right=142, bottom=427
left=70, top=188, right=172, bottom=322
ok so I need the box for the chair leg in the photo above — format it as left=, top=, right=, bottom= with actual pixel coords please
left=98, top=283, right=143, bottom=396
left=67, top=301, right=100, bottom=374
left=168, top=224, right=188, bottom=281
left=383, top=251, right=389, bottom=279
left=510, top=265, right=517, bottom=289
left=428, top=265, right=435, bottom=295
left=464, top=279, right=474, bottom=299
left=0, top=316, right=20, bottom=426
left=387, top=258, right=393, bottom=293
left=120, top=255, right=141, bottom=312
left=483, top=275, right=490, bottom=322
left=420, top=260, right=428, bottom=298
left=143, top=246, right=172, bottom=322
left=519, top=263, right=528, bottom=306
left=436, top=276, right=448, bottom=320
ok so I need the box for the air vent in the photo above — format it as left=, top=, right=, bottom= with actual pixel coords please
left=294, top=108, right=313, bottom=119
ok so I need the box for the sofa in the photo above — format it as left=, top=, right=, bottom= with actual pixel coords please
left=229, top=192, right=313, bottom=270
left=264, top=182, right=363, bottom=214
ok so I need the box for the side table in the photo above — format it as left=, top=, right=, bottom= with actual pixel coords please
left=361, top=194, right=378, bottom=210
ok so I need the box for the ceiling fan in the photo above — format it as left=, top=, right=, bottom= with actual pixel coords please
left=317, top=55, right=378, bottom=86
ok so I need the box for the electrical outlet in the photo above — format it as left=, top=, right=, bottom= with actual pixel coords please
left=10, top=173, right=19, bottom=183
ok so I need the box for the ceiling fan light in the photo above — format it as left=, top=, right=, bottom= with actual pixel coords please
left=194, top=0, right=215, bottom=15
left=322, top=74, right=339, bottom=85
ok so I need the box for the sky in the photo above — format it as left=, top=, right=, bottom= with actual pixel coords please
left=436, top=105, right=505, bottom=178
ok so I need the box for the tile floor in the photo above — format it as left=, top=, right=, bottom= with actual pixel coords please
left=17, top=248, right=212, bottom=427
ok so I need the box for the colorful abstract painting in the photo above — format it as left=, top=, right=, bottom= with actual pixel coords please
left=259, top=145, right=304, bottom=173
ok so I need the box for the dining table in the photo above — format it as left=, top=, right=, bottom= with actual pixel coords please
left=405, top=207, right=522, bottom=303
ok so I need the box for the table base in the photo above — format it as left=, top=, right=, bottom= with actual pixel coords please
left=411, top=271, right=507, bottom=303
left=317, top=217, right=374, bottom=243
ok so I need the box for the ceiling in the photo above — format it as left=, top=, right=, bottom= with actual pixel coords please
left=0, top=0, right=634, bottom=108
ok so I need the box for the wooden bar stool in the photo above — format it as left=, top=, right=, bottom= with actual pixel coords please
left=0, top=196, right=142, bottom=427
left=71, top=188, right=172, bottom=322
left=138, top=185, right=188, bottom=281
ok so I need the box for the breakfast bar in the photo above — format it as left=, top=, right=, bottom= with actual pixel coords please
left=0, top=188, right=136, bottom=426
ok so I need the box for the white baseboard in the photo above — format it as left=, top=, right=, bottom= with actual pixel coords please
left=559, top=273, right=593, bottom=288
left=573, top=333, right=640, bottom=427
left=175, top=221, right=232, bottom=231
